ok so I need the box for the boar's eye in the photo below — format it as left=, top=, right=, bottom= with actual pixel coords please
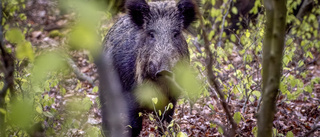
left=173, top=31, right=180, bottom=38
left=148, top=31, right=155, bottom=39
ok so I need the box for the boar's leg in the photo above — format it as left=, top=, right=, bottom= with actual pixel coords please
left=163, top=100, right=176, bottom=124
left=128, top=103, right=143, bottom=137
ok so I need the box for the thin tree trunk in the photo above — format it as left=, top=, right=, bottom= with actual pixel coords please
left=0, top=0, right=14, bottom=136
left=95, top=53, right=128, bottom=137
left=257, top=0, right=287, bottom=137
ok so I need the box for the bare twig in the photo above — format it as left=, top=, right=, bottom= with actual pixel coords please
left=302, top=125, right=320, bottom=137
left=217, top=0, right=233, bottom=47
left=66, top=57, right=96, bottom=86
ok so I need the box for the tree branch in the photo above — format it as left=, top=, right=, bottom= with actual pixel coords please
left=303, top=125, right=320, bottom=137
left=196, top=1, right=237, bottom=136
left=66, top=57, right=96, bottom=86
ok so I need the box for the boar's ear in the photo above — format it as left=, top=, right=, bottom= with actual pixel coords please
left=177, top=0, right=196, bottom=29
left=126, top=0, right=150, bottom=27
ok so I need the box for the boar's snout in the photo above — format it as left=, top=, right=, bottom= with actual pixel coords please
left=156, top=70, right=173, bottom=78
left=148, top=61, right=174, bottom=80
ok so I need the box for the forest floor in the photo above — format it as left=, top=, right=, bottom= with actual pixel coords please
left=18, top=0, right=320, bottom=136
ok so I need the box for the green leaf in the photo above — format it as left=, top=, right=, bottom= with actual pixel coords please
left=16, top=41, right=34, bottom=62
left=231, top=7, right=238, bottom=14
left=36, top=106, right=43, bottom=114
left=286, top=131, right=294, bottom=137
left=149, top=114, right=154, bottom=121
left=208, top=30, right=215, bottom=40
left=49, top=30, right=62, bottom=38
left=173, top=63, right=202, bottom=102
left=134, top=82, right=167, bottom=110
left=68, top=23, right=99, bottom=53
left=31, top=51, right=67, bottom=91
left=152, top=97, right=158, bottom=105
left=177, top=132, right=188, bottom=137
left=86, top=126, right=101, bottom=137
left=218, top=126, right=224, bottom=134
left=252, top=90, right=261, bottom=98
left=273, top=128, right=278, bottom=135
left=298, top=61, right=304, bottom=67
left=92, top=86, right=99, bottom=93
left=5, top=28, right=25, bottom=44
left=306, top=51, right=314, bottom=59
left=19, top=13, right=27, bottom=20
left=252, top=126, right=257, bottom=137
left=158, top=110, right=162, bottom=116
left=249, top=97, right=255, bottom=102
left=168, top=103, right=174, bottom=110
left=209, top=104, right=214, bottom=111
left=9, top=99, right=35, bottom=129
left=304, top=85, right=312, bottom=93
left=148, top=133, right=155, bottom=137
left=290, top=78, right=297, bottom=87
left=233, top=112, right=242, bottom=124
left=43, top=111, right=54, bottom=118
left=230, top=34, right=236, bottom=42
left=245, top=29, right=250, bottom=37
left=0, top=108, right=6, bottom=115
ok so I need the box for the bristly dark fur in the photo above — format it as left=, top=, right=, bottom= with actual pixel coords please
left=177, top=0, right=197, bottom=28
left=126, top=0, right=150, bottom=27
left=126, top=0, right=196, bottom=29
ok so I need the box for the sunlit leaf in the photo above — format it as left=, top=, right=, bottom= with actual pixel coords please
left=252, top=126, right=257, bottom=137
left=92, top=86, right=99, bottom=93
left=36, top=106, right=43, bottom=114
left=286, top=131, right=294, bottom=137
left=252, top=90, right=261, bottom=98
left=0, top=108, right=6, bottom=115
left=149, top=133, right=155, bottom=137
left=8, top=99, right=35, bottom=129
left=173, top=63, right=202, bottom=103
left=134, top=82, right=168, bottom=110
left=5, top=28, right=25, bottom=44
left=177, top=132, right=188, bottom=137
left=16, top=41, right=34, bottom=62
left=152, top=97, right=158, bottom=105
left=218, top=126, right=223, bottom=134
left=149, top=114, right=154, bottom=121
left=31, top=51, right=67, bottom=92
left=231, top=7, right=238, bottom=14
left=233, top=112, right=242, bottom=124
left=230, top=34, right=236, bottom=42
left=245, top=30, right=250, bottom=38
left=43, top=111, right=54, bottom=118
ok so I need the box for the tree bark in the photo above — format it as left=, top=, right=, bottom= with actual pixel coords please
left=0, top=1, right=15, bottom=136
left=0, top=0, right=5, bottom=135
left=257, top=0, right=287, bottom=137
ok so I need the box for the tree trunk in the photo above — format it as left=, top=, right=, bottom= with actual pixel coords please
left=257, top=0, right=287, bottom=137
left=95, top=53, right=128, bottom=137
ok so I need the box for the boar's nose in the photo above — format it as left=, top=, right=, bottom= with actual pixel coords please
left=155, top=70, right=173, bottom=78
left=148, top=62, right=173, bottom=80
